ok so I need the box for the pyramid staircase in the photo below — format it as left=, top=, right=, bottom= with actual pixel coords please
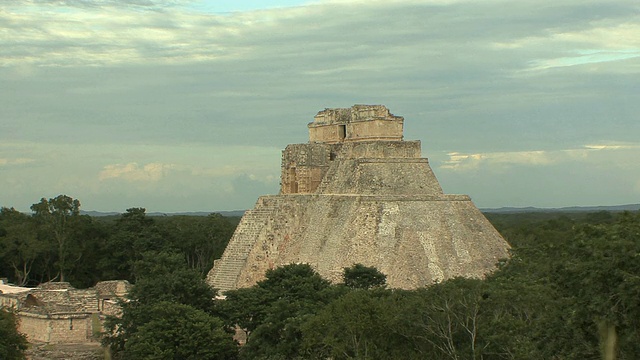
left=208, top=197, right=283, bottom=293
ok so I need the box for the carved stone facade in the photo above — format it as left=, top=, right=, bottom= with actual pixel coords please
left=207, top=105, right=510, bottom=292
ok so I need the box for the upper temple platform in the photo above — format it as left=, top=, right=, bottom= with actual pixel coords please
left=308, top=105, right=404, bottom=144
left=283, top=105, right=424, bottom=195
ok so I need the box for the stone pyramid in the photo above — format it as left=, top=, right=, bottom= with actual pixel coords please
left=207, top=105, right=510, bottom=292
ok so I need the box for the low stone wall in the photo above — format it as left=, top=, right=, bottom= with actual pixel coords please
left=19, top=312, right=96, bottom=344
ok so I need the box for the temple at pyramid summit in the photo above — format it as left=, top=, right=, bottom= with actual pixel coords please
left=207, top=105, right=510, bottom=292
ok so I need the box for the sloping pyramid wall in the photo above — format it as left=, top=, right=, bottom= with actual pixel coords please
left=207, top=138, right=510, bottom=293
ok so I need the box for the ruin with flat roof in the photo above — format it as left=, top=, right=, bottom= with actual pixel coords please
left=207, top=105, right=510, bottom=292
left=0, top=279, right=129, bottom=344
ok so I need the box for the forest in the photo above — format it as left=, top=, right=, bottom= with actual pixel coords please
left=1, top=194, right=640, bottom=360
left=0, top=195, right=238, bottom=288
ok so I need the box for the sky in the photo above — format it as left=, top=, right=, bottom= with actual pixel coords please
left=1, top=0, right=639, bottom=213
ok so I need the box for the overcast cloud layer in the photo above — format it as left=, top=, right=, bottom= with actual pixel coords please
left=1, top=0, right=639, bottom=212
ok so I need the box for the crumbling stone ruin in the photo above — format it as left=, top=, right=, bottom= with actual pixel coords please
left=0, top=279, right=130, bottom=344
left=207, top=105, right=510, bottom=292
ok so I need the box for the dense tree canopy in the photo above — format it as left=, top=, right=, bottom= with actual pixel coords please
left=103, top=251, right=236, bottom=359
left=483, top=211, right=640, bottom=359
left=0, top=207, right=43, bottom=286
left=342, top=263, right=387, bottom=289
left=123, top=301, right=236, bottom=360
left=219, top=264, right=336, bottom=359
left=0, top=197, right=237, bottom=288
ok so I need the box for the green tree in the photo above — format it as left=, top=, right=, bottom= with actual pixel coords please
left=484, top=211, right=640, bottom=359
left=387, top=278, right=489, bottom=360
left=157, top=213, right=235, bottom=276
left=0, top=309, right=28, bottom=360
left=103, top=251, right=235, bottom=359
left=30, top=195, right=81, bottom=282
left=479, top=273, right=563, bottom=360
left=130, top=252, right=217, bottom=313
left=219, top=286, right=270, bottom=341
left=99, top=208, right=167, bottom=282
left=221, top=264, right=334, bottom=359
left=343, top=263, right=387, bottom=289
left=124, top=301, right=237, bottom=360
left=552, top=212, right=640, bottom=359
left=0, top=207, right=44, bottom=286
left=301, top=289, right=408, bottom=359
left=63, top=215, right=108, bottom=288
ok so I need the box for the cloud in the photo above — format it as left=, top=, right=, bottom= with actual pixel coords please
left=512, top=21, right=640, bottom=72
left=583, top=143, right=640, bottom=150
left=16, top=0, right=188, bottom=9
left=3, top=0, right=637, bottom=70
left=441, top=150, right=553, bottom=170
left=1, top=0, right=639, bottom=211
left=528, top=50, right=640, bottom=71
left=0, top=1, right=241, bottom=67
left=0, top=158, right=35, bottom=166
left=99, top=162, right=176, bottom=181
left=441, top=142, right=640, bottom=171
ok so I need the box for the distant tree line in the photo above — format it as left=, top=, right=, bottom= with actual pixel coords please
left=0, top=194, right=237, bottom=288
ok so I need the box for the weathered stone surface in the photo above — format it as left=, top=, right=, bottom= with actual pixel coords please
left=26, top=342, right=104, bottom=360
left=0, top=280, right=130, bottom=345
left=309, top=105, right=404, bottom=143
left=207, top=105, right=510, bottom=292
